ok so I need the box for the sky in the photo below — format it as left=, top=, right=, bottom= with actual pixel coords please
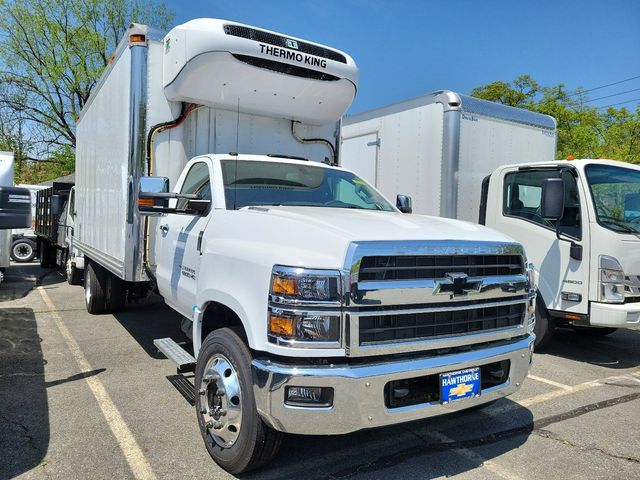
left=165, top=0, right=640, bottom=115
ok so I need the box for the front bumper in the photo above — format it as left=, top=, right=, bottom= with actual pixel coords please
left=252, top=335, right=534, bottom=435
left=590, top=301, right=640, bottom=327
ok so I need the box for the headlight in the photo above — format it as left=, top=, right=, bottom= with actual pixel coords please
left=268, top=266, right=342, bottom=346
left=599, top=255, right=625, bottom=304
left=270, top=267, right=340, bottom=303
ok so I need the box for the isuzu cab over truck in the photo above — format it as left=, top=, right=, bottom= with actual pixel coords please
left=73, top=20, right=535, bottom=473
left=342, top=94, right=640, bottom=347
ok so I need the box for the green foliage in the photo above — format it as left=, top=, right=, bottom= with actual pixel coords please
left=471, top=75, right=640, bottom=163
left=0, top=0, right=174, bottom=183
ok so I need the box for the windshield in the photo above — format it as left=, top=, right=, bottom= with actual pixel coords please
left=585, top=164, right=640, bottom=234
left=220, top=160, right=395, bottom=211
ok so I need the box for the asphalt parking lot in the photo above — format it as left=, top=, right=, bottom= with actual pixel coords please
left=1, top=262, right=639, bottom=480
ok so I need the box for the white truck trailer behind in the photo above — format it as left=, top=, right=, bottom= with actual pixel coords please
left=342, top=93, right=640, bottom=347
left=73, top=20, right=535, bottom=473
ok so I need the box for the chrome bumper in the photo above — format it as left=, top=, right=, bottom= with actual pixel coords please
left=252, top=335, right=534, bottom=435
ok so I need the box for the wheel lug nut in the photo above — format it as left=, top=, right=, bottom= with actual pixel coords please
left=199, top=388, right=206, bottom=396
left=205, top=420, right=214, bottom=428
left=213, top=421, right=223, bottom=429
left=216, top=388, right=225, bottom=396
left=218, top=409, right=227, bottom=417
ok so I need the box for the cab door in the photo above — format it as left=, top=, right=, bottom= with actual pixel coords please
left=155, top=159, right=213, bottom=317
left=487, top=166, right=590, bottom=314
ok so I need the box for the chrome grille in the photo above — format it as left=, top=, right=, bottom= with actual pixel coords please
left=359, top=301, right=525, bottom=345
left=358, top=254, right=524, bottom=281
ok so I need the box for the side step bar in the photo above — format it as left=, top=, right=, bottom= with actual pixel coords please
left=154, top=337, right=196, bottom=373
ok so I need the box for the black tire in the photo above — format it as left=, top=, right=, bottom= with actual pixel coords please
left=106, top=274, right=126, bottom=312
left=533, top=295, right=555, bottom=350
left=11, top=238, right=36, bottom=262
left=85, top=262, right=108, bottom=314
left=66, top=259, right=83, bottom=285
left=572, top=326, right=618, bottom=336
left=39, top=241, right=56, bottom=268
left=195, top=328, right=283, bottom=474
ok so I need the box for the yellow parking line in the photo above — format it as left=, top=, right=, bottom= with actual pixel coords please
left=427, top=431, right=524, bottom=480
left=527, top=374, right=573, bottom=391
left=38, top=287, right=157, bottom=480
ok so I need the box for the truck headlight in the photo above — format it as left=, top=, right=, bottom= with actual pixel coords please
left=269, top=310, right=340, bottom=342
left=599, top=255, right=625, bottom=304
left=270, top=266, right=341, bottom=303
left=268, top=266, right=342, bottom=346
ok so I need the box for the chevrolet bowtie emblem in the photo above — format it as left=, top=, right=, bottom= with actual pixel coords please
left=433, top=272, right=482, bottom=298
left=449, top=382, right=474, bottom=397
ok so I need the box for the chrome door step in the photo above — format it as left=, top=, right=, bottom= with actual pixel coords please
left=154, top=337, right=196, bottom=373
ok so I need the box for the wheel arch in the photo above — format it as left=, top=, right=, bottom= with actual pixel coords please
left=193, top=296, right=252, bottom=358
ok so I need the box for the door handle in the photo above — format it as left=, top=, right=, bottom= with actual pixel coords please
left=159, top=224, right=169, bottom=234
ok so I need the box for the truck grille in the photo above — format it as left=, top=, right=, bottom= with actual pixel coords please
left=358, top=254, right=524, bottom=281
left=223, top=24, right=347, bottom=64
left=359, top=301, right=525, bottom=345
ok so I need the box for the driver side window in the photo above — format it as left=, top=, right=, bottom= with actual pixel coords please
left=177, top=162, right=211, bottom=210
left=503, top=169, right=581, bottom=240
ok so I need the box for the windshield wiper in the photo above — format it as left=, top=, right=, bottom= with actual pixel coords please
left=602, top=219, right=640, bottom=234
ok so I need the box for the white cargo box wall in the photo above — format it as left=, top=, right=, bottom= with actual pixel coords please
left=341, top=91, right=557, bottom=222
left=75, top=19, right=358, bottom=282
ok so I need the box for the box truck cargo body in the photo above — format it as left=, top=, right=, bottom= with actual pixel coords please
left=73, top=20, right=534, bottom=473
left=341, top=91, right=557, bottom=221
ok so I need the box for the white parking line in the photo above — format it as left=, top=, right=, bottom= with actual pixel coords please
left=427, top=431, right=524, bottom=480
left=527, top=374, right=573, bottom=390
left=38, top=287, right=157, bottom=480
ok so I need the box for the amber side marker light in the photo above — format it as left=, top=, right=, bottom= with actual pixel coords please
left=138, top=198, right=155, bottom=207
left=269, top=315, right=295, bottom=337
left=130, top=34, right=146, bottom=43
left=272, top=277, right=297, bottom=296
left=565, top=313, right=582, bottom=321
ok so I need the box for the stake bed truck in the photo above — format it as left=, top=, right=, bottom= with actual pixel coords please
left=71, top=20, right=535, bottom=473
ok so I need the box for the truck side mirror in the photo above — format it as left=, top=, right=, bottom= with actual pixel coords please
left=541, top=178, right=564, bottom=219
left=396, top=194, right=412, bottom=214
left=138, top=176, right=171, bottom=215
left=0, top=186, right=32, bottom=229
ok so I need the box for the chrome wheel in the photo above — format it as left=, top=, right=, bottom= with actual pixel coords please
left=198, top=354, right=243, bottom=448
left=85, top=271, right=92, bottom=305
left=13, top=242, right=33, bottom=261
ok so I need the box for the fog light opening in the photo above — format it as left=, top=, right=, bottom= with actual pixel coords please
left=285, top=386, right=334, bottom=407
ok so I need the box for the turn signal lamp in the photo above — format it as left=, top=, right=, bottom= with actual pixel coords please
left=269, top=315, right=296, bottom=337
left=130, top=34, right=146, bottom=43
left=138, top=198, right=155, bottom=207
left=271, top=277, right=297, bottom=296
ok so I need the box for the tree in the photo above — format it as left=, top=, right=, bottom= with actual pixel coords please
left=471, top=75, right=640, bottom=163
left=0, top=0, right=174, bottom=181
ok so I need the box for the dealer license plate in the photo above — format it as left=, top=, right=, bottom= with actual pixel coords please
left=440, top=367, right=481, bottom=404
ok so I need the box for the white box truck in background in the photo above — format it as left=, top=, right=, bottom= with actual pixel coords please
left=73, top=20, right=535, bottom=473
left=342, top=92, right=640, bottom=347
left=0, top=152, right=32, bottom=284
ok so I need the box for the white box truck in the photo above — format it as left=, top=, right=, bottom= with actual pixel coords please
left=0, top=152, right=32, bottom=284
left=342, top=92, right=640, bottom=347
left=73, top=20, right=535, bottom=473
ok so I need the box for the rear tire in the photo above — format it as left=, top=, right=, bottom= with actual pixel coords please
left=39, top=241, right=56, bottom=268
left=572, top=326, right=618, bottom=336
left=195, top=328, right=283, bottom=474
left=85, top=262, right=108, bottom=314
left=11, top=238, right=36, bottom=262
left=533, top=296, right=555, bottom=349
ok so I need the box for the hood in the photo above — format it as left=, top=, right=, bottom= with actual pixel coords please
left=246, top=206, right=516, bottom=243
left=212, top=206, right=522, bottom=271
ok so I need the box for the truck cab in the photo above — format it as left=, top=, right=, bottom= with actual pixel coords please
left=483, top=159, right=640, bottom=346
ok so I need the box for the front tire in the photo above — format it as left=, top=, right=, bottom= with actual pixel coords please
left=11, top=238, right=36, bottom=262
left=66, top=259, right=83, bottom=285
left=533, top=295, right=555, bottom=349
left=195, top=328, right=283, bottom=474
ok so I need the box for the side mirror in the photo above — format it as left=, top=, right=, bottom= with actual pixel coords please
left=187, top=199, right=211, bottom=214
left=541, top=178, right=564, bottom=220
left=138, top=176, right=170, bottom=216
left=0, top=186, right=32, bottom=229
left=396, top=194, right=412, bottom=214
